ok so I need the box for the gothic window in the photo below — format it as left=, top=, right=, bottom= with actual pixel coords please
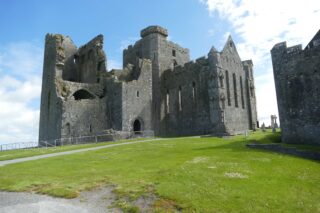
left=178, top=86, right=182, bottom=111
left=225, top=70, right=231, bottom=106
left=233, top=73, right=238, bottom=107
left=166, top=89, right=170, bottom=114
left=240, top=76, right=245, bottom=109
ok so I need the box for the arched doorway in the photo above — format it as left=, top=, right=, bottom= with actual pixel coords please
left=133, top=119, right=142, bottom=134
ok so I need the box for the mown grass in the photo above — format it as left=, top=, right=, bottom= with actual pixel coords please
left=0, top=137, right=148, bottom=161
left=247, top=129, right=320, bottom=152
left=0, top=131, right=319, bottom=212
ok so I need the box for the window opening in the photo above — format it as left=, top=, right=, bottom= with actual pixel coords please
left=233, top=73, right=238, bottom=107
left=172, top=49, right=176, bottom=57
left=225, top=70, right=231, bottom=106
left=178, top=86, right=182, bottom=111
left=166, top=89, right=170, bottom=114
left=192, top=82, right=196, bottom=101
left=240, top=76, right=245, bottom=109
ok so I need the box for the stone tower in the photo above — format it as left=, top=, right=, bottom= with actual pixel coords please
left=271, top=30, right=320, bottom=145
left=123, top=26, right=190, bottom=135
left=39, top=34, right=108, bottom=145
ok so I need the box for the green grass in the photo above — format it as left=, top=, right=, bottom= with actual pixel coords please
left=246, top=129, right=320, bottom=152
left=0, top=132, right=319, bottom=212
left=0, top=138, right=148, bottom=161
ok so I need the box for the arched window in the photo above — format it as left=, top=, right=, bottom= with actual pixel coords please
left=240, top=76, right=245, bottom=109
left=233, top=73, right=238, bottom=107
left=225, top=70, right=231, bottom=106
left=73, top=89, right=95, bottom=100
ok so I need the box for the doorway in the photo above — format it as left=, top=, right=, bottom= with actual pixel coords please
left=133, top=119, right=142, bottom=134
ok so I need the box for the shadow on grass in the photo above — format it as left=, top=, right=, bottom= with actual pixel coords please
left=193, top=132, right=320, bottom=162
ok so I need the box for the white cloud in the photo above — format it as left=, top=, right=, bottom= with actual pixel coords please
left=200, top=0, right=320, bottom=125
left=119, top=37, right=139, bottom=51
left=0, top=42, right=43, bottom=145
left=108, top=58, right=122, bottom=70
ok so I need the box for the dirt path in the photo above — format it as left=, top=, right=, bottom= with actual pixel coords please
left=0, top=187, right=120, bottom=213
left=0, top=138, right=162, bottom=167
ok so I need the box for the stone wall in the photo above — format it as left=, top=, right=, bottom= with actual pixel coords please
left=159, top=36, right=257, bottom=136
left=121, top=59, right=153, bottom=134
left=160, top=58, right=213, bottom=136
left=271, top=30, right=320, bottom=144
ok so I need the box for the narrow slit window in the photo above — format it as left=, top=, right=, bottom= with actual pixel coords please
left=166, top=89, right=170, bottom=114
left=225, top=70, right=231, bottom=106
left=240, top=76, right=245, bottom=109
left=136, top=91, right=139, bottom=97
left=219, top=73, right=224, bottom=88
left=233, top=73, right=238, bottom=108
left=178, top=86, right=182, bottom=111
left=192, top=82, right=196, bottom=101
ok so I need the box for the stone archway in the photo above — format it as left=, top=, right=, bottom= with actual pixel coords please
left=133, top=119, right=142, bottom=134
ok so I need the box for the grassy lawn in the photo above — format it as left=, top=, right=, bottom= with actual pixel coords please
left=0, top=131, right=319, bottom=212
left=0, top=138, right=149, bottom=161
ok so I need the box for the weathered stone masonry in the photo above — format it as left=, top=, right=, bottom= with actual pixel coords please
left=271, top=30, right=320, bottom=145
left=39, top=26, right=258, bottom=144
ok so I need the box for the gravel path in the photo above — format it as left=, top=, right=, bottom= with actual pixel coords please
left=0, top=188, right=120, bottom=213
left=0, top=138, right=161, bottom=167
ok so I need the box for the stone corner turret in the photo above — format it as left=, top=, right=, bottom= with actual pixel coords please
left=140, top=25, right=168, bottom=38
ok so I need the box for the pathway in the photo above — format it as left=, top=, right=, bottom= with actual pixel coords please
left=0, top=138, right=162, bottom=167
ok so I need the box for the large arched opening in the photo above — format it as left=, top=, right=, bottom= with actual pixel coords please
left=73, top=89, right=95, bottom=100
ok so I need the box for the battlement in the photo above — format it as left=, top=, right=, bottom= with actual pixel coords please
left=140, top=25, right=168, bottom=38
left=162, top=56, right=209, bottom=76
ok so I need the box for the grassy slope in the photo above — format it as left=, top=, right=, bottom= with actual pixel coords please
left=0, top=138, right=147, bottom=161
left=0, top=132, right=319, bottom=212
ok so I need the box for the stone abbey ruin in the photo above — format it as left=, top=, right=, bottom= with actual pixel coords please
left=271, top=30, right=320, bottom=145
left=39, top=26, right=258, bottom=145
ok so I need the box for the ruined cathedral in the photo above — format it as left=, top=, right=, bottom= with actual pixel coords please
left=39, top=26, right=258, bottom=144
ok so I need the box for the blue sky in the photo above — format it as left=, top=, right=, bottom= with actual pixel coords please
left=0, top=0, right=319, bottom=144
